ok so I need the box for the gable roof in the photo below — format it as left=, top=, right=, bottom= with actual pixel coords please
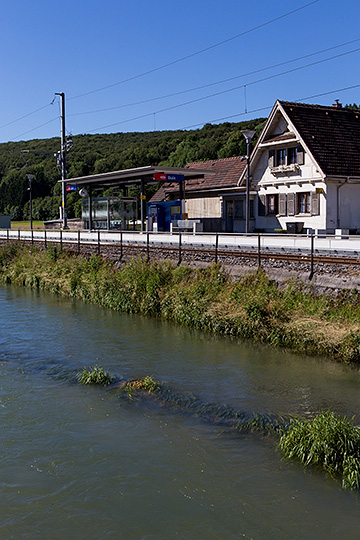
left=279, top=101, right=360, bottom=177
left=150, top=156, right=246, bottom=202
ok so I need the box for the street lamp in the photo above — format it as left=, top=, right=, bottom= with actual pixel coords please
left=241, top=129, right=256, bottom=234
left=26, top=174, right=35, bottom=231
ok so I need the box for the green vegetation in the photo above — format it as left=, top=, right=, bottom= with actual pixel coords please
left=80, top=369, right=360, bottom=490
left=279, top=411, right=360, bottom=490
left=77, top=364, right=114, bottom=386
left=11, top=221, right=44, bottom=230
left=0, top=118, right=265, bottom=221
left=1, top=243, right=360, bottom=363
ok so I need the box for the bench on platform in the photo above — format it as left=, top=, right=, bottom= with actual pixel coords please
left=170, top=220, right=203, bottom=234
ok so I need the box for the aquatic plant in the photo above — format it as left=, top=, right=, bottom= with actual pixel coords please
left=122, top=376, right=160, bottom=399
left=279, top=411, right=360, bottom=490
left=77, top=364, right=114, bottom=386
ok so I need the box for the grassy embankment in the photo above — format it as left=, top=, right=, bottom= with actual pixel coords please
left=1, top=242, right=360, bottom=363
left=11, top=221, right=44, bottom=230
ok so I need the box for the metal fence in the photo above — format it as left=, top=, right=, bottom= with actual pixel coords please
left=1, top=228, right=359, bottom=280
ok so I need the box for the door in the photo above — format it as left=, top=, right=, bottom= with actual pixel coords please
left=226, top=200, right=234, bottom=232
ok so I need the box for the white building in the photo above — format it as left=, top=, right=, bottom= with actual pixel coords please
left=242, top=100, right=360, bottom=234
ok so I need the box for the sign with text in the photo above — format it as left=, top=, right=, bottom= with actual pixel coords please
left=153, top=173, right=185, bottom=182
left=167, top=173, right=184, bottom=182
left=66, top=184, right=77, bottom=192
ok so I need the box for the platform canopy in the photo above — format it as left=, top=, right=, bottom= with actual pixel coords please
left=58, top=165, right=215, bottom=231
left=59, top=165, right=215, bottom=189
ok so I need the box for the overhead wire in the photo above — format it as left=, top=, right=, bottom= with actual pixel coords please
left=85, top=46, right=360, bottom=133
left=68, top=37, right=360, bottom=117
left=68, top=0, right=321, bottom=101
left=0, top=103, right=53, bottom=130
left=12, top=117, right=59, bottom=141
left=181, top=83, right=360, bottom=129
left=1, top=1, right=322, bottom=141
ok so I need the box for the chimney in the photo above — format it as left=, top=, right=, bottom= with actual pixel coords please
left=332, top=99, right=342, bottom=109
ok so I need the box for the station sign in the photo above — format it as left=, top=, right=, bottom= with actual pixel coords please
left=66, top=184, right=77, bottom=192
left=167, top=173, right=184, bottom=182
left=153, top=173, right=184, bottom=182
left=153, top=173, right=167, bottom=182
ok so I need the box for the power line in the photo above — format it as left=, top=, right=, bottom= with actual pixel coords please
left=181, top=83, right=360, bottom=129
left=68, top=0, right=321, bottom=102
left=68, top=37, right=360, bottom=118
left=86, top=46, right=360, bottom=133
left=0, top=103, right=52, bottom=130
left=12, top=117, right=59, bottom=141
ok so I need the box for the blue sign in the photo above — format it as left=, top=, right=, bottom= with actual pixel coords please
left=167, top=174, right=184, bottom=182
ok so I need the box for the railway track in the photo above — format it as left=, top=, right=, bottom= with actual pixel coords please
left=2, top=236, right=360, bottom=269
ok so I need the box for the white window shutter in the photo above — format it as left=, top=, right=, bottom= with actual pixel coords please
left=311, top=191, right=320, bottom=216
left=297, top=146, right=304, bottom=165
left=279, top=193, right=287, bottom=216
left=268, top=150, right=275, bottom=168
left=287, top=193, right=295, bottom=216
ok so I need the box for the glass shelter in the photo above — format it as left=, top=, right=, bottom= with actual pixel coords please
left=82, top=197, right=137, bottom=230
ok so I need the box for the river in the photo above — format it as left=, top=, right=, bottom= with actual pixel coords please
left=1, top=284, right=360, bottom=539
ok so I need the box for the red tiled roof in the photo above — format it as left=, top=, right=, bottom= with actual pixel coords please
left=280, top=101, right=360, bottom=176
left=149, top=156, right=246, bottom=202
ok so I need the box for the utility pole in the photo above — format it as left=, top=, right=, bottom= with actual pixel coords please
left=55, top=92, right=67, bottom=229
left=26, top=174, right=34, bottom=231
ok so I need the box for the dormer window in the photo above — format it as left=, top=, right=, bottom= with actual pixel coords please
left=268, top=146, right=304, bottom=174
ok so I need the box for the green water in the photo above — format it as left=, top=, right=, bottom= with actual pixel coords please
left=1, top=284, right=360, bottom=540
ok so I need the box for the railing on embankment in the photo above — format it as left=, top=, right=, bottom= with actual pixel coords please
left=0, top=229, right=360, bottom=279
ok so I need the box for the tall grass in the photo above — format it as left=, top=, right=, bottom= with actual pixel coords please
left=1, top=243, right=360, bottom=363
left=279, top=411, right=360, bottom=490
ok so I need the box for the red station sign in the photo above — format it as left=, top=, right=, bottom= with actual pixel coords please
left=153, top=172, right=168, bottom=182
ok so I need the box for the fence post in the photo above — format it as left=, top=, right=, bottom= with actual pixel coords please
left=146, top=231, right=150, bottom=262
left=77, top=230, right=80, bottom=255
left=309, top=234, right=314, bottom=280
left=177, top=232, right=182, bottom=266
left=119, top=232, right=123, bottom=261
left=7, top=229, right=9, bottom=243
left=31, top=229, right=34, bottom=246
left=97, top=230, right=100, bottom=255
left=44, top=229, right=47, bottom=249
left=18, top=229, right=20, bottom=242
left=215, top=233, right=219, bottom=264
left=60, top=229, right=63, bottom=252
left=257, top=234, right=261, bottom=270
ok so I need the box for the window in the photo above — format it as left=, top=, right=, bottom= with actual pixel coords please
left=269, top=146, right=304, bottom=169
left=276, top=148, right=286, bottom=166
left=297, top=192, right=311, bottom=214
left=250, top=199, right=254, bottom=218
left=287, top=147, right=298, bottom=164
left=266, top=194, right=279, bottom=215
left=234, top=199, right=244, bottom=219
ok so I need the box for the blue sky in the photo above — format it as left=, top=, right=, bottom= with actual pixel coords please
left=1, top=0, right=359, bottom=143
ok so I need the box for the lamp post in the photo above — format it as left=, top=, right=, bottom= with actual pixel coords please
left=26, top=174, right=35, bottom=231
left=241, top=129, right=256, bottom=234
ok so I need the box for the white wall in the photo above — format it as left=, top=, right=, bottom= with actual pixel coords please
left=326, top=181, right=360, bottom=232
left=252, top=134, right=327, bottom=231
left=185, top=195, right=221, bottom=218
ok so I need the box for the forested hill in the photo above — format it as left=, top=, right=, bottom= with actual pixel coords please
left=0, top=117, right=266, bottom=221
